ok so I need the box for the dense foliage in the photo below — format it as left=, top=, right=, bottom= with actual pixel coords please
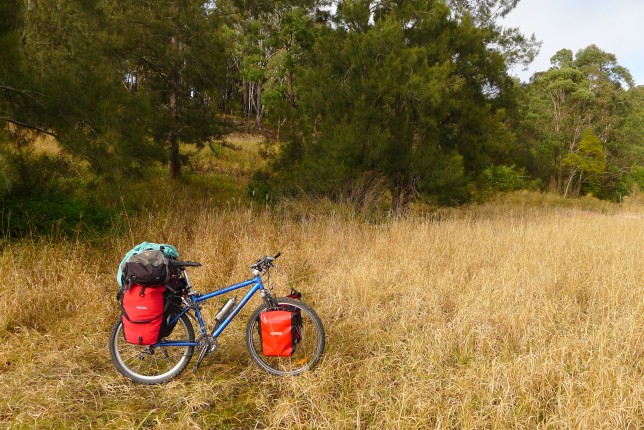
left=266, top=0, right=525, bottom=212
left=1, top=0, right=642, bottom=223
left=519, top=46, right=641, bottom=199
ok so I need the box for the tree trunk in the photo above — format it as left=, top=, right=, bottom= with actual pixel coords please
left=168, top=131, right=180, bottom=179
left=255, top=81, right=263, bottom=128
left=549, top=176, right=557, bottom=193
left=168, top=34, right=181, bottom=179
left=287, top=70, right=296, bottom=107
left=168, top=89, right=181, bottom=179
left=391, top=187, right=402, bottom=217
left=555, top=149, right=564, bottom=194
left=351, top=172, right=385, bottom=214
left=242, top=81, right=249, bottom=123
left=563, top=168, right=577, bottom=198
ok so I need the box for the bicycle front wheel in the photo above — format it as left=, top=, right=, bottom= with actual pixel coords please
left=109, top=313, right=195, bottom=384
left=246, top=297, right=325, bottom=376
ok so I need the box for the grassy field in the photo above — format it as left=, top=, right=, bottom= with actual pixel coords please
left=0, top=190, right=642, bottom=429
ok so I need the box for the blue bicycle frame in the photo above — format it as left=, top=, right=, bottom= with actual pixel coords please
left=157, top=274, right=267, bottom=348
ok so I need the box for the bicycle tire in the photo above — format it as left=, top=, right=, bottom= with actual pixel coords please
left=109, top=313, right=195, bottom=384
left=246, top=297, right=325, bottom=376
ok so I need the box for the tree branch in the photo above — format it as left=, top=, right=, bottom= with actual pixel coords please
left=0, top=84, right=44, bottom=97
left=0, top=84, right=47, bottom=107
left=0, top=117, right=58, bottom=138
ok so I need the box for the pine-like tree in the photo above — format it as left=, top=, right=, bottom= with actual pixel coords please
left=102, top=0, right=228, bottom=178
left=268, top=0, right=521, bottom=213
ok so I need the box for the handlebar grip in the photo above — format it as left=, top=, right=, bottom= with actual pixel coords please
left=169, top=259, right=202, bottom=268
left=273, top=252, right=281, bottom=259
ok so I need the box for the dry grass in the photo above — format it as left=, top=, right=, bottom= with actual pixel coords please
left=0, top=196, right=642, bottom=429
left=187, top=132, right=266, bottom=178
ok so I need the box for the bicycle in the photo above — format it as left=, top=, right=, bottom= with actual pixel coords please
left=109, top=253, right=325, bottom=384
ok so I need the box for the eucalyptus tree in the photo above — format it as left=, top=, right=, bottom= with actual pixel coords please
left=523, top=45, right=635, bottom=197
left=607, top=84, right=644, bottom=198
left=218, top=0, right=320, bottom=127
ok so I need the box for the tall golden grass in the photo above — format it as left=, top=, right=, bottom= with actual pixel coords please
left=0, top=195, right=642, bottom=429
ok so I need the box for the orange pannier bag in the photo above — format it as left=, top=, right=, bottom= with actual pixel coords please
left=259, top=310, right=298, bottom=357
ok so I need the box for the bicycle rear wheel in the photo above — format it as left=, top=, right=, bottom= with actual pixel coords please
left=246, top=297, right=325, bottom=376
left=109, top=313, right=195, bottom=384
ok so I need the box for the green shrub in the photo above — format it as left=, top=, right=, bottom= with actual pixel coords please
left=247, top=170, right=276, bottom=205
left=477, top=165, right=528, bottom=200
left=1, top=193, right=116, bottom=239
left=209, top=141, right=222, bottom=158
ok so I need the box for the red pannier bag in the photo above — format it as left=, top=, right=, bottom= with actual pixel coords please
left=120, top=284, right=167, bottom=345
left=259, top=310, right=299, bottom=357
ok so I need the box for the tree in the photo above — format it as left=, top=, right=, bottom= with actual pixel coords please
left=527, top=64, right=593, bottom=193
left=562, top=129, right=605, bottom=196
left=447, top=0, right=541, bottom=69
left=218, top=0, right=318, bottom=128
left=101, top=0, right=227, bottom=178
left=521, top=45, right=635, bottom=198
left=0, top=0, right=25, bottom=195
left=13, top=0, right=163, bottom=176
left=1, top=0, right=27, bottom=131
left=3, top=0, right=228, bottom=182
left=611, top=85, right=644, bottom=197
left=268, top=0, right=521, bottom=214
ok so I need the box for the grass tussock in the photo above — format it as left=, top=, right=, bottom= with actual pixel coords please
left=0, top=196, right=642, bottom=429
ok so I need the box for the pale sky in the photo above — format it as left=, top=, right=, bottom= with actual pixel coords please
left=501, top=0, right=644, bottom=86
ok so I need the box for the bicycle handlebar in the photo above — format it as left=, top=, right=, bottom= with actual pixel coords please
left=250, top=252, right=281, bottom=273
left=168, top=253, right=279, bottom=273
left=169, top=259, right=202, bottom=268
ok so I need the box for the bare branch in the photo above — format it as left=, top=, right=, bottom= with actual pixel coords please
left=0, top=84, right=47, bottom=106
left=0, top=116, right=58, bottom=138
